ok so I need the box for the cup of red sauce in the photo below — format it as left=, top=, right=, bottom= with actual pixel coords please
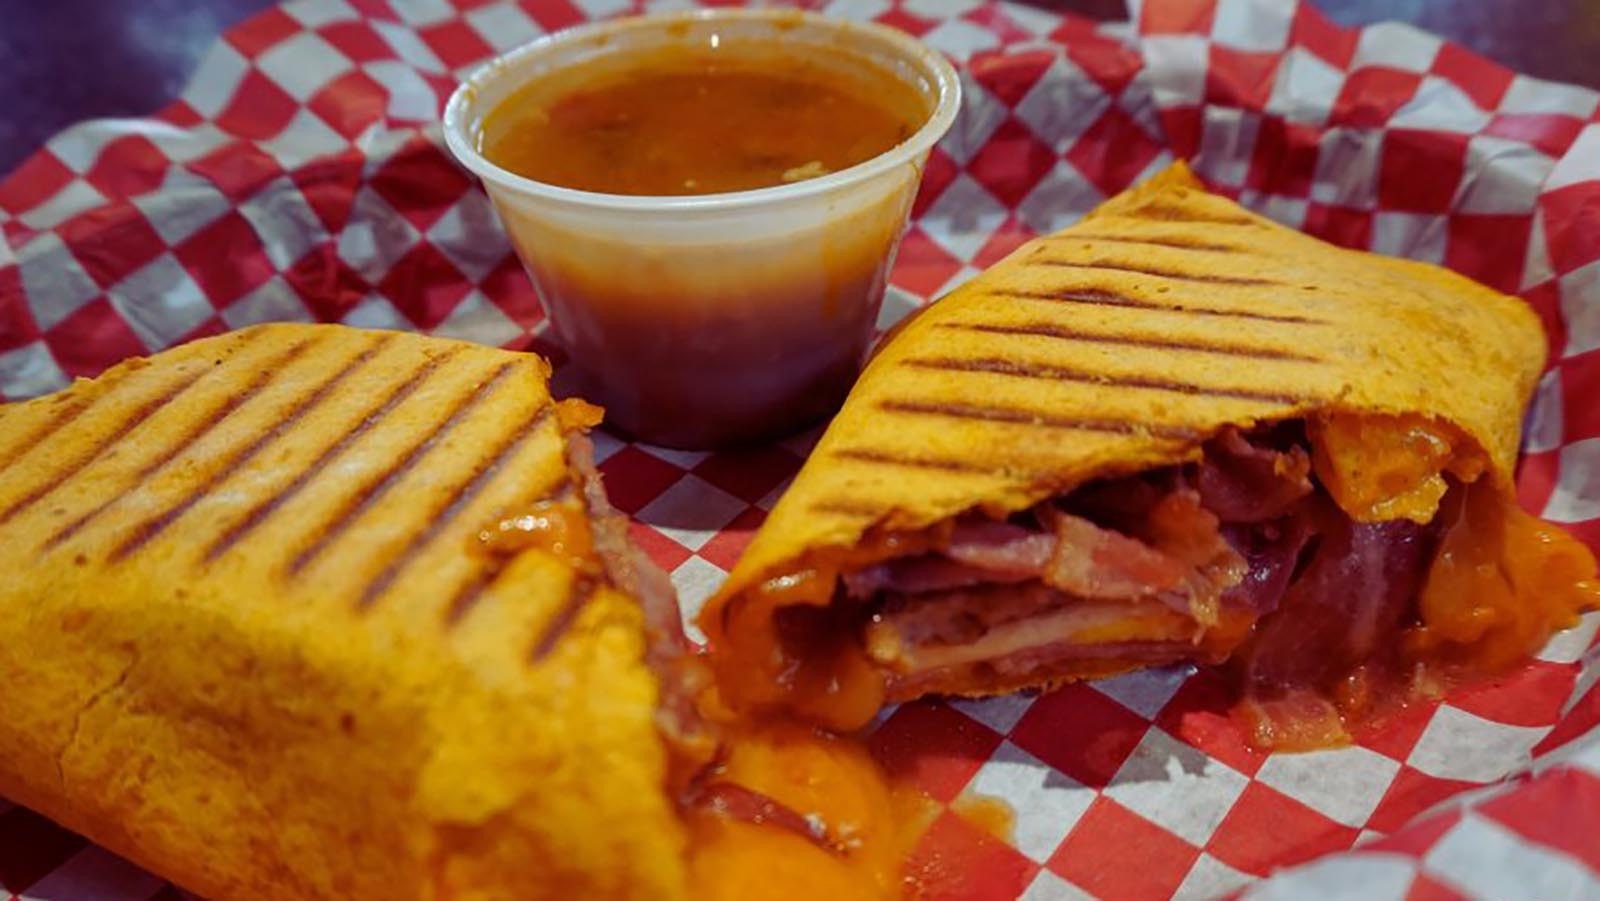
left=444, top=9, right=960, bottom=449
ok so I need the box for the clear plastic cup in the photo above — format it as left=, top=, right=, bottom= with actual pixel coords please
left=443, top=9, right=960, bottom=450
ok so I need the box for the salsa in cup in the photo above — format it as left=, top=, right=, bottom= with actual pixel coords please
left=444, top=10, right=960, bottom=449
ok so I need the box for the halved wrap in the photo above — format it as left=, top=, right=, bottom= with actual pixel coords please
left=0, top=324, right=897, bottom=900
left=701, top=162, right=1600, bottom=746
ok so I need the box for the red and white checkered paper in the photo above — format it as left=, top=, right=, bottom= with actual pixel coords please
left=2, top=0, right=1599, bottom=897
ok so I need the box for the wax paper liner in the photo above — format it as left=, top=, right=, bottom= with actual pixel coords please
left=1, top=0, right=1598, bottom=898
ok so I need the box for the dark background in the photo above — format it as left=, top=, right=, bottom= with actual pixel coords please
left=2, top=0, right=1598, bottom=175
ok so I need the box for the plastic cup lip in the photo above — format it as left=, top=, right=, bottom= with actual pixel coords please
left=441, top=8, right=962, bottom=214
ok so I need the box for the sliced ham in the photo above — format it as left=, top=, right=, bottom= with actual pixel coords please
left=842, top=554, right=1030, bottom=599
left=838, top=425, right=1341, bottom=690
left=865, top=587, right=1199, bottom=676
left=1234, top=517, right=1432, bottom=694
left=1198, top=426, right=1313, bottom=523
left=843, top=517, right=1054, bottom=598
left=856, top=499, right=1244, bottom=684
left=885, top=638, right=1198, bottom=702
left=945, top=519, right=1056, bottom=574
left=1040, top=491, right=1244, bottom=623
left=815, top=420, right=1473, bottom=746
left=870, top=582, right=1069, bottom=649
left=1220, top=513, right=1316, bottom=615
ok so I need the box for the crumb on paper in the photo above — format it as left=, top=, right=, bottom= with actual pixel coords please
left=781, top=161, right=829, bottom=183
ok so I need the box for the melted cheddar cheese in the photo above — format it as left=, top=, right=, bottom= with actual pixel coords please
left=1409, top=479, right=1600, bottom=671
left=689, top=725, right=901, bottom=901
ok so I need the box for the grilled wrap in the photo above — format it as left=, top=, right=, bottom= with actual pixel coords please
left=0, top=324, right=897, bottom=900
left=701, top=162, right=1600, bottom=745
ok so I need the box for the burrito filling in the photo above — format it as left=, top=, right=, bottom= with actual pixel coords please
left=721, top=415, right=1600, bottom=747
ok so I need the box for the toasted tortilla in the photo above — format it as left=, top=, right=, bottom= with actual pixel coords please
left=711, top=161, right=1543, bottom=606
left=0, top=324, right=686, bottom=900
left=699, top=162, right=1556, bottom=731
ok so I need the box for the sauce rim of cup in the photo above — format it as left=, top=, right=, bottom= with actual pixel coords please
left=441, top=8, right=962, bottom=213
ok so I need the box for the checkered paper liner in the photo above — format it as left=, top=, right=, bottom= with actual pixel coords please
left=1, top=0, right=1598, bottom=897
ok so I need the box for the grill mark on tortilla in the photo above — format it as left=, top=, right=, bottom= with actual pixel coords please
left=810, top=497, right=888, bottom=517
left=0, top=340, right=243, bottom=476
left=109, top=337, right=375, bottom=561
left=1126, top=201, right=1258, bottom=225
left=0, top=391, right=101, bottom=473
left=939, top=320, right=1325, bottom=362
left=0, top=330, right=279, bottom=527
left=1031, top=258, right=1279, bottom=286
left=993, top=288, right=1325, bottom=325
left=444, top=481, right=578, bottom=626
left=877, top=399, right=1202, bottom=440
left=443, top=563, right=499, bottom=625
left=356, top=404, right=557, bottom=610
left=0, top=372, right=212, bottom=527
left=48, top=337, right=384, bottom=552
left=1054, top=233, right=1239, bottom=253
left=288, top=360, right=520, bottom=577
left=531, top=575, right=595, bottom=661
left=901, top=356, right=1316, bottom=405
left=832, top=447, right=1002, bottom=474
left=201, top=349, right=457, bottom=565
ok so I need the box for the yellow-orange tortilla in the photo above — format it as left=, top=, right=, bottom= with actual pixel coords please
left=705, top=160, right=1545, bottom=658
left=0, top=325, right=687, bottom=900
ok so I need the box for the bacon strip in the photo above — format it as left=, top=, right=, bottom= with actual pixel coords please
left=848, top=428, right=1314, bottom=685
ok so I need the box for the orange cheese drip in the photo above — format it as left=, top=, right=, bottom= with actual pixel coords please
left=1407, top=478, right=1600, bottom=672
left=1241, top=415, right=1600, bottom=750
left=707, top=526, right=954, bottom=732
left=948, top=793, right=1016, bottom=843
left=475, top=499, right=595, bottom=573
left=1311, top=411, right=1599, bottom=675
left=685, top=724, right=1017, bottom=901
left=1239, top=485, right=1600, bottom=752
left=688, top=724, right=902, bottom=901
left=710, top=412, right=1600, bottom=766
left=708, top=566, right=886, bottom=732
left=555, top=397, right=605, bottom=432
